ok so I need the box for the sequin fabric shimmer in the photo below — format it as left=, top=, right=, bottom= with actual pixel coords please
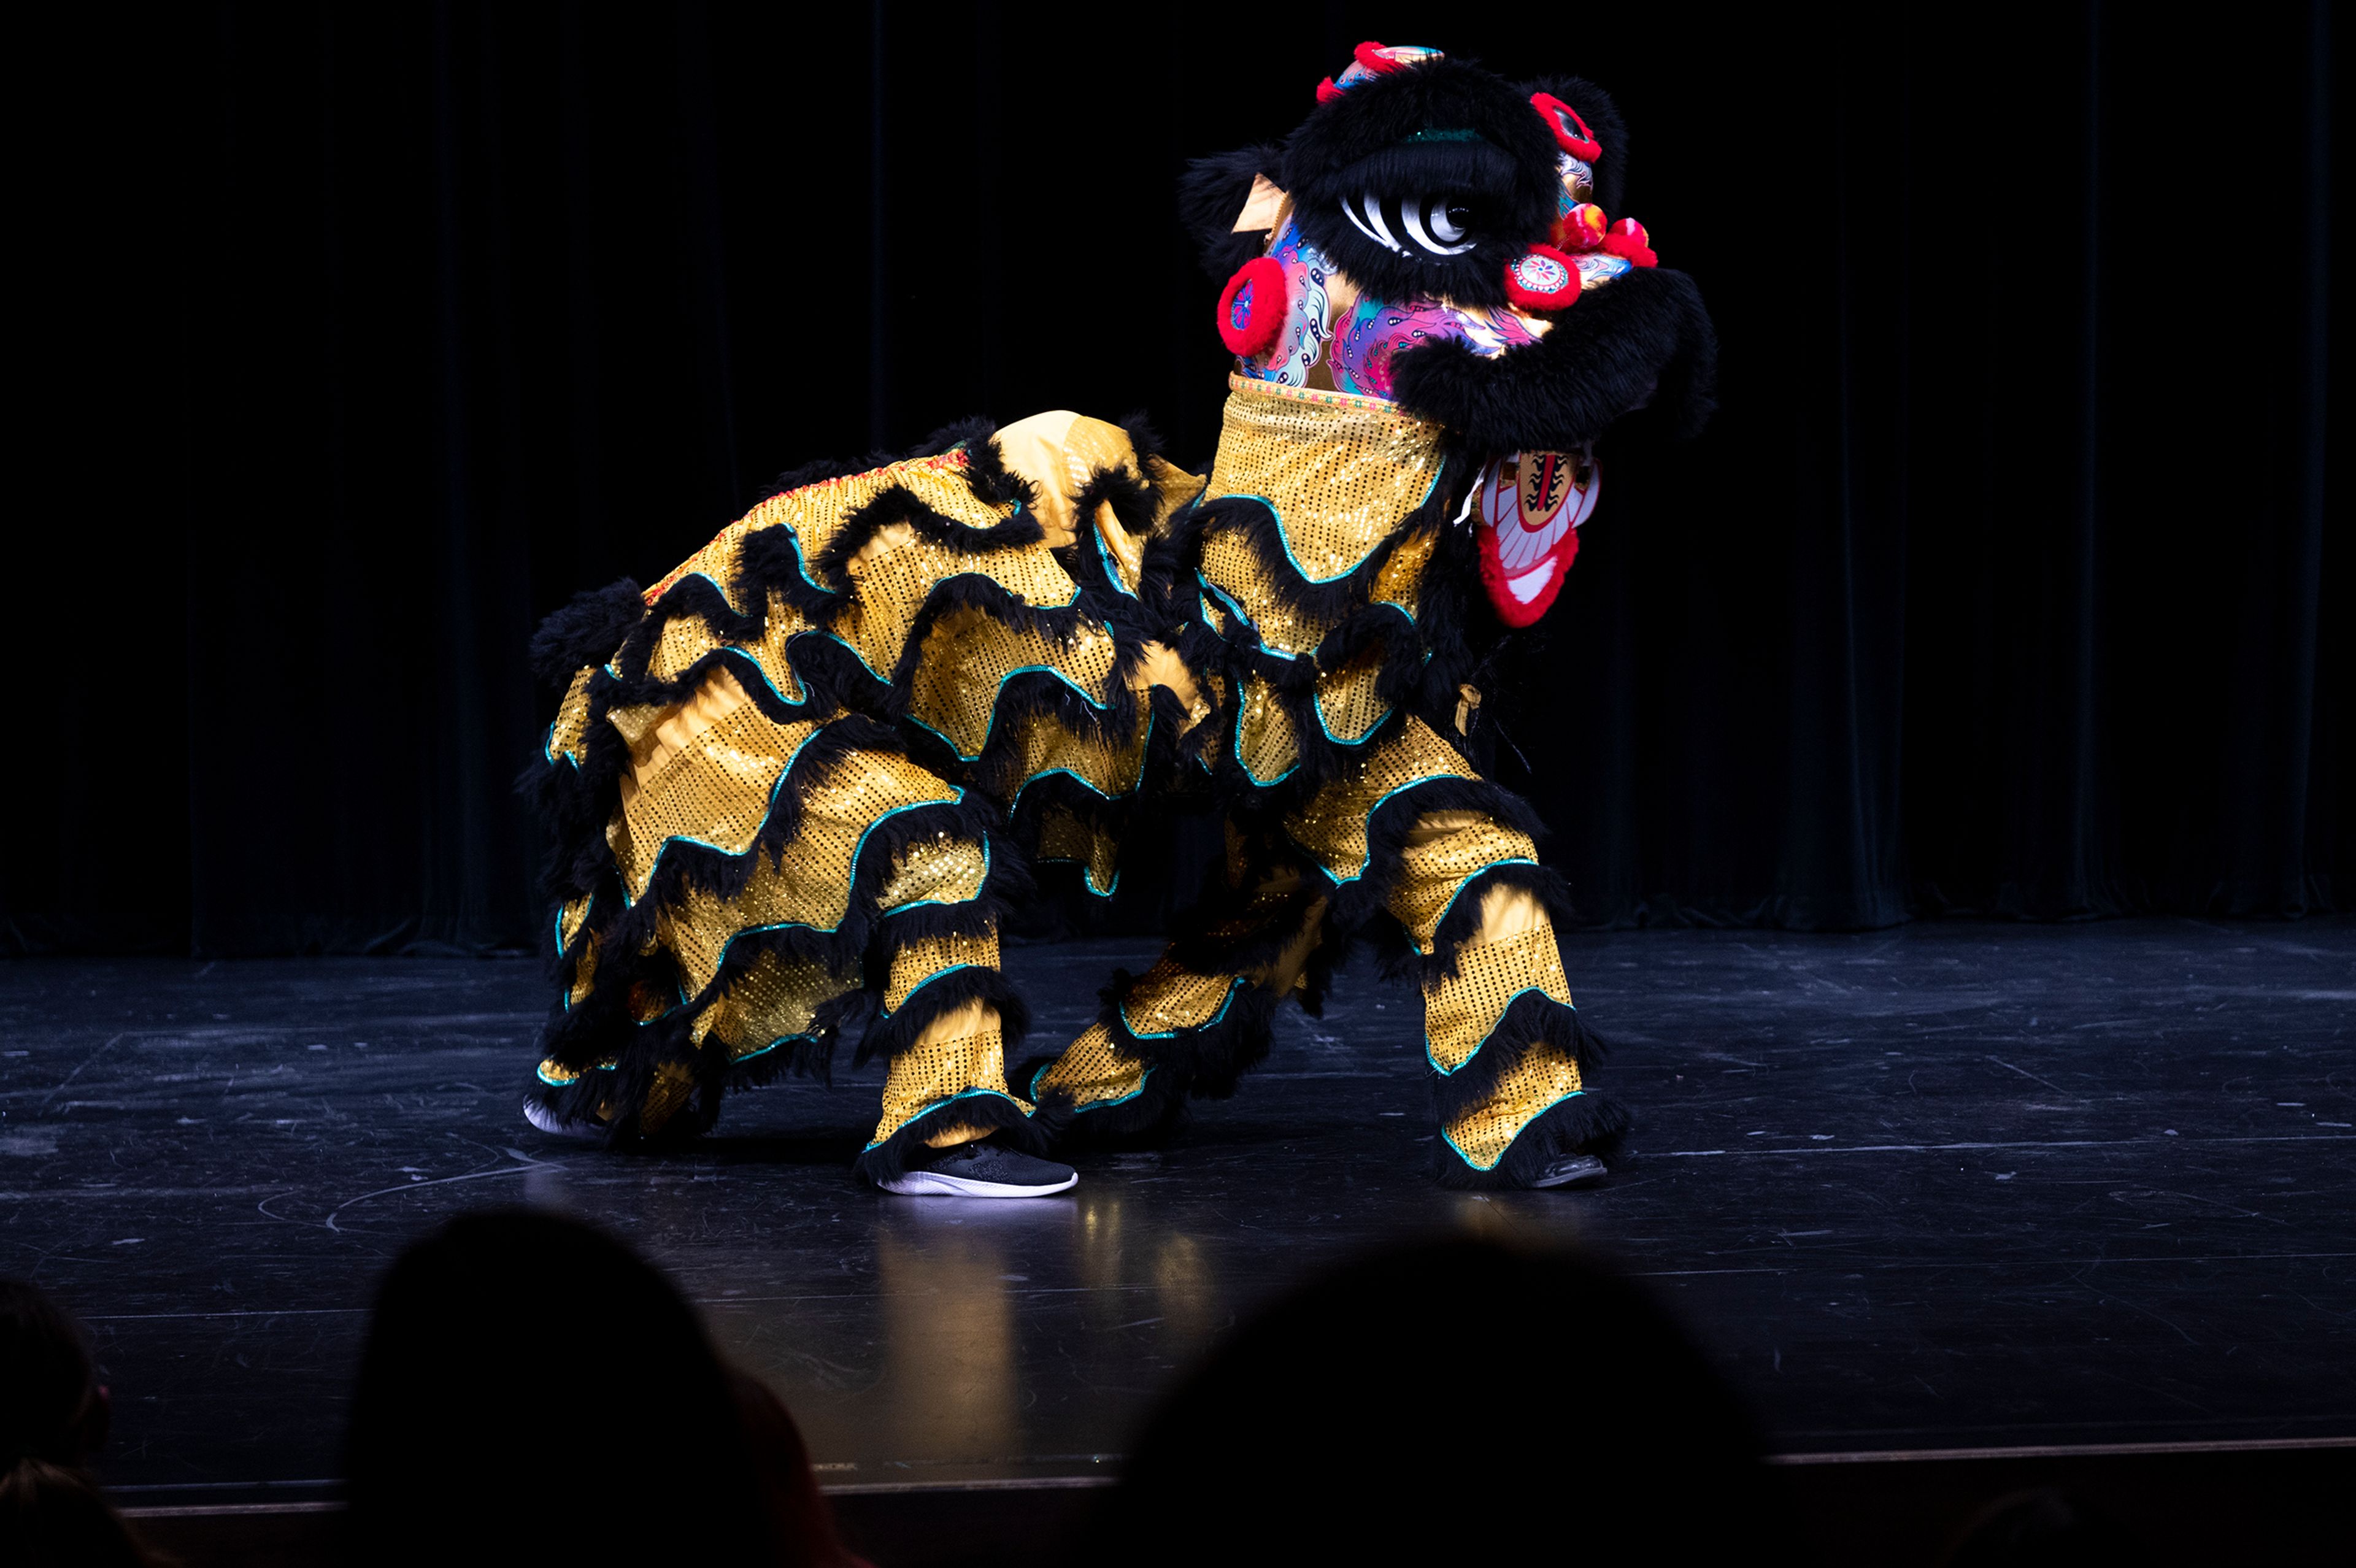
left=1389, top=821, right=1543, bottom=952
left=1443, top=1042, right=1585, bottom=1170
left=608, top=701, right=825, bottom=902
left=876, top=832, right=990, bottom=912
left=1204, top=382, right=1445, bottom=582
left=885, top=930, right=1002, bottom=1015
left=1281, top=717, right=1476, bottom=883
left=1236, top=674, right=1304, bottom=783
left=870, top=1026, right=1033, bottom=1150
left=1033, top=1021, right=1150, bottom=1108
left=1119, top=958, right=1242, bottom=1037
left=907, top=608, right=1118, bottom=758
left=1313, top=640, right=1393, bottom=744
left=1036, top=805, right=1120, bottom=894
left=693, top=948, right=856, bottom=1054
left=1422, top=925, right=1573, bottom=1074
left=654, top=748, right=961, bottom=998
left=547, top=669, right=595, bottom=765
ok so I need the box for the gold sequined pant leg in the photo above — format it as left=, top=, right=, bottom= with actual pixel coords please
left=1387, top=809, right=1593, bottom=1176
left=867, top=923, right=1034, bottom=1155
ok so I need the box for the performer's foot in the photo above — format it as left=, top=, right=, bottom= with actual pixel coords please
left=521, top=1097, right=602, bottom=1142
left=1529, top=1153, right=1610, bottom=1189
left=875, top=1139, right=1079, bottom=1199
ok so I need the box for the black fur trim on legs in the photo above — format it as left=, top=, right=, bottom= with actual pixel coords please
left=853, top=963, right=1032, bottom=1070
left=850, top=1090, right=1048, bottom=1188
left=1428, top=991, right=1614, bottom=1126
left=1020, top=1051, right=1193, bottom=1152
left=1434, top=1088, right=1632, bottom=1191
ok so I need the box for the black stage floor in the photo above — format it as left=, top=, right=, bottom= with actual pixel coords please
left=5, top=920, right=2352, bottom=1511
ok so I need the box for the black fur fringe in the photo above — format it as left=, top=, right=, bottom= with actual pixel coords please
left=851, top=1091, right=1051, bottom=1186
left=1434, top=1085, right=1631, bottom=1190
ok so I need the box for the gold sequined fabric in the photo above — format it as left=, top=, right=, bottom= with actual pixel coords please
left=885, top=929, right=1002, bottom=1015
left=1442, top=1039, right=1585, bottom=1170
left=1204, top=380, right=1446, bottom=583
left=1370, top=526, right=1437, bottom=621
left=1281, top=717, right=1475, bottom=883
left=876, top=831, right=990, bottom=912
left=691, top=948, right=856, bottom=1055
left=1036, top=805, right=1120, bottom=895
left=1234, top=674, right=1304, bottom=783
left=869, top=1025, right=1033, bottom=1149
left=644, top=590, right=810, bottom=707
left=607, top=698, right=826, bottom=902
left=655, top=747, right=961, bottom=998
left=1199, top=531, right=1338, bottom=658
left=1314, top=640, right=1392, bottom=744
left=1003, top=709, right=1150, bottom=810
left=547, top=669, right=596, bottom=765
left=1422, top=924, right=1573, bottom=1074
left=1388, top=818, right=1544, bottom=953
left=639, top=1059, right=698, bottom=1137
left=566, top=929, right=601, bottom=1007
left=1120, top=956, right=1244, bottom=1037
left=643, top=448, right=1011, bottom=612
left=906, top=607, right=1119, bottom=759
left=1033, top=1020, right=1151, bottom=1109
left=830, top=534, right=1079, bottom=678
left=557, top=893, right=595, bottom=953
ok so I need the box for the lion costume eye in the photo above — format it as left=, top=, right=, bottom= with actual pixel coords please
left=1342, top=191, right=1480, bottom=259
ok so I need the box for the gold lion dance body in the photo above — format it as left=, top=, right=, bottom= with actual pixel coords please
left=522, top=41, right=1714, bottom=1194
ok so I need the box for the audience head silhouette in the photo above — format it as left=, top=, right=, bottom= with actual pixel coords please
left=1085, top=1236, right=1786, bottom=1563
left=346, top=1209, right=859, bottom=1568
left=1, top=1276, right=166, bottom=1568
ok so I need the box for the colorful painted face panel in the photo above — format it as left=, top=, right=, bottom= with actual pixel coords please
left=1233, top=220, right=1336, bottom=389
left=1474, top=449, right=1600, bottom=626
left=1330, top=294, right=1543, bottom=401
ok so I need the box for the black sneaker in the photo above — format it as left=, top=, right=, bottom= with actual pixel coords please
left=876, top=1139, right=1079, bottom=1198
left=1529, top=1153, right=1609, bottom=1189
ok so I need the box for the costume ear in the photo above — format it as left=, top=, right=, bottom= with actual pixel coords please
left=1177, top=144, right=1285, bottom=281
left=1517, top=75, right=1628, bottom=216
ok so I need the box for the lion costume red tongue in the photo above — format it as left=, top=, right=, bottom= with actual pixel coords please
left=1474, top=449, right=1599, bottom=626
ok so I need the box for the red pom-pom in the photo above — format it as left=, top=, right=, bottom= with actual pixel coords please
left=1353, top=40, right=1409, bottom=74
left=1600, top=218, right=1657, bottom=267
left=1554, top=202, right=1608, bottom=252
left=1217, top=258, right=1289, bottom=358
left=1315, top=76, right=1343, bottom=102
left=1530, top=92, right=1603, bottom=161
left=1501, top=245, right=1582, bottom=312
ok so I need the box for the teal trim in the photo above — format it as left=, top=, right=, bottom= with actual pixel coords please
left=1122, top=975, right=1244, bottom=1040
left=1233, top=703, right=1301, bottom=786
left=1069, top=1064, right=1155, bottom=1114
left=1005, top=710, right=1157, bottom=820
left=1417, top=858, right=1542, bottom=951
left=863, top=1086, right=1027, bottom=1150
left=1036, top=855, right=1121, bottom=898
left=1222, top=461, right=1445, bottom=585
left=1442, top=1088, right=1585, bottom=1170
left=1094, top=521, right=1138, bottom=598
left=1317, top=779, right=1498, bottom=888
left=880, top=836, right=993, bottom=914
left=879, top=963, right=979, bottom=1020
left=621, top=724, right=836, bottom=909
left=537, top=1059, right=620, bottom=1087
left=731, top=1034, right=803, bottom=1066
left=695, top=787, right=971, bottom=970
left=542, top=721, right=582, bottom=769
left=1426, top=987, right=1573, bottom=1075
left=903, top=659, right=1113, bottom=763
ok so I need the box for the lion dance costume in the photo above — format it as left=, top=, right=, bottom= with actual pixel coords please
left=522, top=44, right=1715, bottom=1194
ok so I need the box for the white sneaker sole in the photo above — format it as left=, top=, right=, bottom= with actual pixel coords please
left=522, top=1097, right=603, bottom=1141
left=876, top=1169, right=1079, bottom=1199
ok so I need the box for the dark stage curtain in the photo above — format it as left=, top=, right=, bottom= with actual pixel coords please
left=6, top=2, right=2342, bottom=955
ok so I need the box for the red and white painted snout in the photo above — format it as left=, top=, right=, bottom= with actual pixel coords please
left=1474, top=450, right=1600, bottom=626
